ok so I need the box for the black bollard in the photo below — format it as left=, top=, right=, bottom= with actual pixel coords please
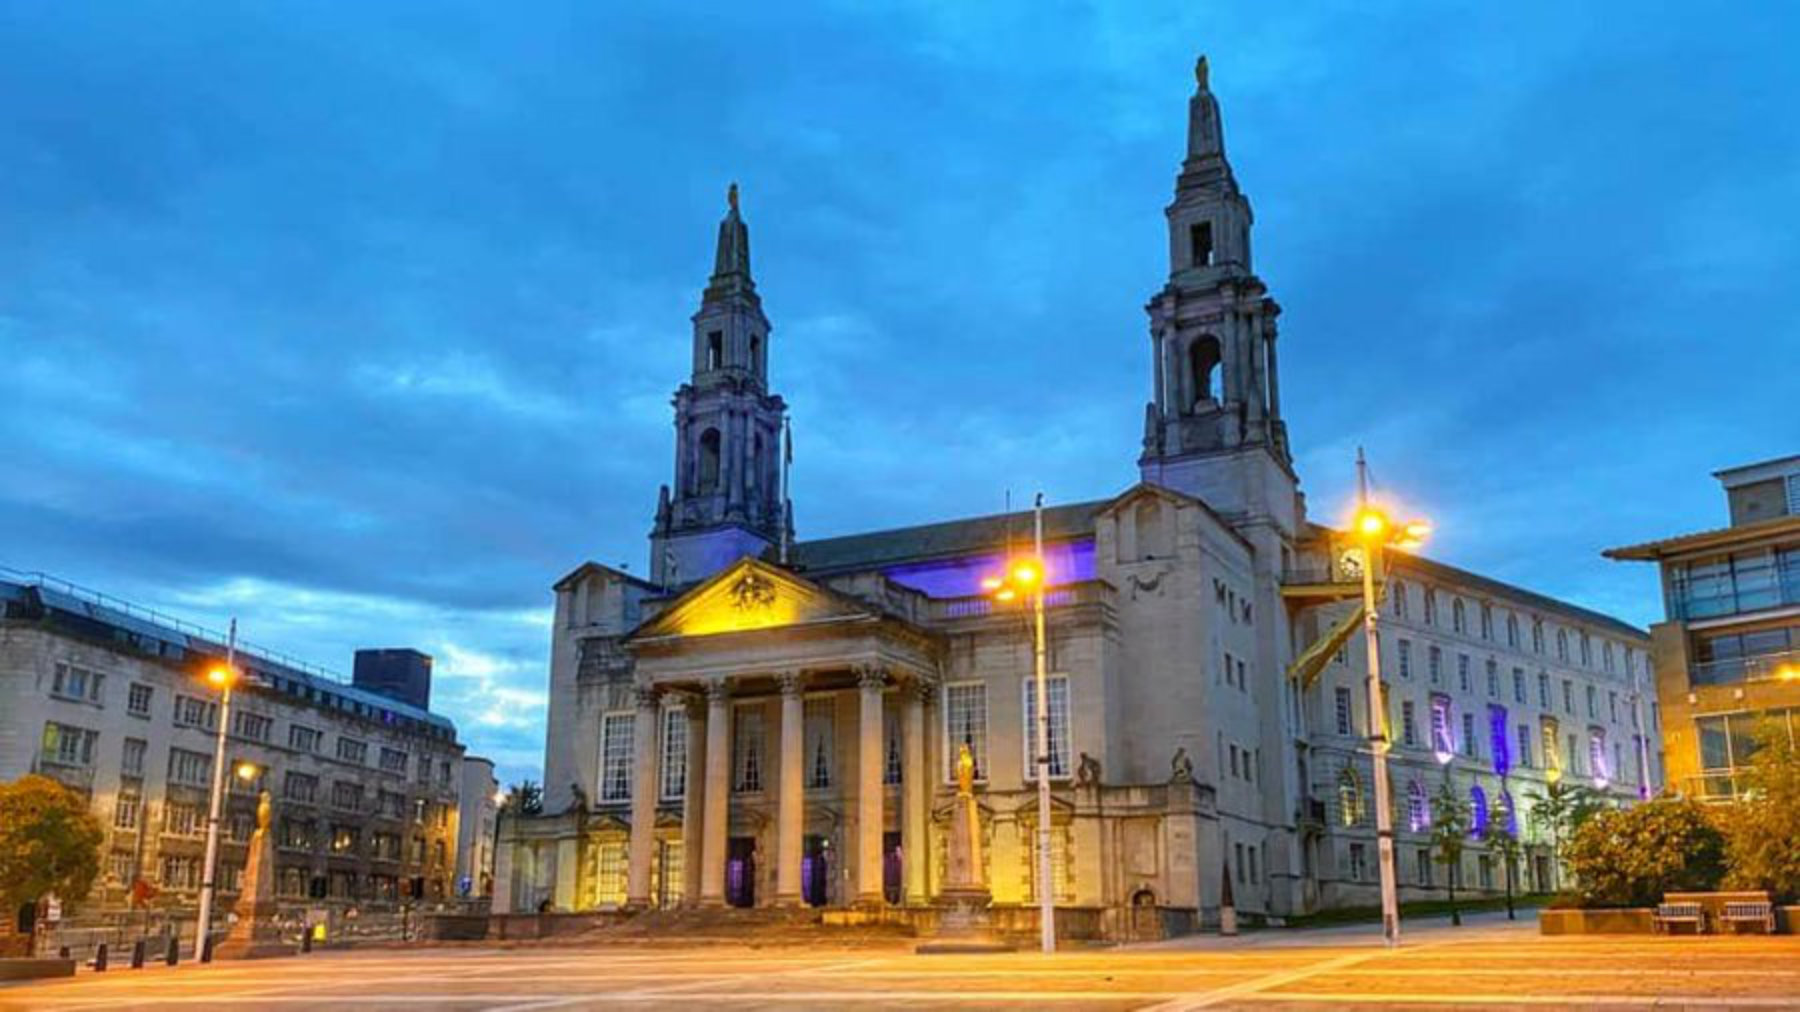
left=131, top=939, right=146, bottom=969
left=300, top=926, right=312, bottom=954
left=58, top=946, right=71, bottom=960
left=166, top=935, right=180, bottom=965
left=94, top=942, right=109, bottom=972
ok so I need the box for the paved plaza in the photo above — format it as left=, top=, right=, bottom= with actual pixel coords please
left=6, top=916, right=1800, bottom=1010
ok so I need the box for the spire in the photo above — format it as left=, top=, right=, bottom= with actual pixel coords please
left=708, top=181, right=754, bottom=300
left=1186, top=54, right=1226, bottom=162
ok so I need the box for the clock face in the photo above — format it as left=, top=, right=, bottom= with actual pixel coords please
left=1337, top=547, right=1367, bottom=580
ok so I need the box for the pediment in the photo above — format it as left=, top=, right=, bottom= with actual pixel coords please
left=628, top=557, right=871, bottom=641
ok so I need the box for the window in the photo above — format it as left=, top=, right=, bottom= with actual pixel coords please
left=173, top=695, right=218, bottom=730
left=1478, top=854, right=1494, bottom=890
left=161, top=855, right=200, bottom=890
left=1348, top=842, right=1368, bottom=881
left=233, top=711, right=272, bottom=743
left=1430, top=695, right=1454, bottom=758
left=1189, top=220, right=1214, bottom=266
left=943, top=683, right=988, bottom=782
left=1428, top=646, right=1442, bottom=685
left=279, top=818, right=315, bottom=850
left=108, top=850, right=134, bottom=884
left=1532, top=619, right=1545, bottom=654
left=122, top=737, right=146, bottom=777
left=1022, top=675, right=1072, bottom=780
left=1401, top=700, right=1418, bottom=747
left=1392, top=580, right=1408, bottom=619
left=40, top=721, right=96, bottom=766
left=1338, top=767, right=1365, bottom=826
left=165, top=802, right=202, bottom=837
left=127, top=683, right=153, bottom=716
left=283, top=771, right=318, bottom=804
left=1517, top=725, right=1534, bottom=768
left=660, top=706, right=687, bottom=801
left=1407, top=780, right=1428, bottom=832
left=884, top=709, right=903, bottom=785
left=1538, top=672, right=1551, bottom=708
left=336, top=737, right=368, bottom=764
left=51, top=662, right=106, bottom=703
left=378, top=790, right=405, bottom=819
left=1506, top=614, right=1520, bottom=648
left=705, top=331, right=723, bottom=370
left=114, top=792, right=140, bottom=830
left=1556, top=629, right=1569, bottom=662
left=1416, top=848, right=1434, bottom=887
left=1480, top=602, right=1493, bottom=640
left=592, top=841, right=626, bottom=907
left=1334, top=687, right=1353, bottom=735
left=1461, top=712, right=1478, bottom=758
left=1603, top=641, right=1615, bottom=673
left=600, top=712, right=634, bottom=802
left=804, top=697, right=835, bottom=789
left=1469, top=786, right=1488, bottom=836
left=1589, top=728, right=1610, bottom=786
left=1542, top=720, right=1561, bottom=776
left=331, top=825, right=360, bottom=855
left=1485, top=659, right=1499, bottom=698
left=228, top=813, right=253, bottom=842
left=168, top=747, right=212, bottom=786
left=1586, top=685, right=1597, bottom=719
left=732, top=707, right=765, bottom=793
left=332, top=781, right=363, bottom=812
left=1512, top=668, right=1527, bottom=704
left=1562, top=680, right=1574, bottom=713
left=1423, top=589, right=1437, bottom=626
left=698, top=428, right=722, bottom=491
left=1397, top=639, right=1412, bottom=679
left=1579, top=632, right=1592, bottom=668
left=1458, top=654, right=1471, bottom=693
left=1608, top=691, right=1618, bottom=723
left=289, top=724, right=321, bottom=752
left=1452, top=598, right=1467, bottom=634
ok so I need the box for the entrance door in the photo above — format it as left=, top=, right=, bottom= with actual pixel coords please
left=726, top=837, right=756, bottom=908
left=882, top=831, right=903, bottom=905
left=802, top=835, right=830, bottom=907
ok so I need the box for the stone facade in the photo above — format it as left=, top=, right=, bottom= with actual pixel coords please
left=1, top=577, right=474, bottom=933
left=498, top=58, right=1653, bottom=936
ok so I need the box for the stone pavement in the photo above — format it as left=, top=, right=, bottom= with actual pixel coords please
left=3, top=913, right=1798, bottom=1010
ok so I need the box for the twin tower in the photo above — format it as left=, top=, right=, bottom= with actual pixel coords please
left=650, top=57, right=1295, bottom=587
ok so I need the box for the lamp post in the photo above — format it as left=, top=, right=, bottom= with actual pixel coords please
left=195, top=618, right=240, bottom=961
left=1351, top=450, right=1430, bottom=949
left=981, top=492, right=1055, bottom=954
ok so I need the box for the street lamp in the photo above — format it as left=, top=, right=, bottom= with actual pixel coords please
left=1351, top=449, right=1430, bottom=949
left=195, top=618, right=240, bottom=962
left=981, top=491, right=1055, bottom=954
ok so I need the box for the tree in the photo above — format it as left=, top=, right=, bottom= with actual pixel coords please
left=1718, top=723, right=1800, bottom=901
left=0, top=776, right=104, bottom=921
left=1525, top=779, right=1602, bottom=890
left=1564, top=797, right=1724, bottom=908
left=1429, top=780, right=1471, bottom=926
left=1483, top=804, right=1523, bottom=920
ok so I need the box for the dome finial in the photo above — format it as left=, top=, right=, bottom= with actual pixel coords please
left=728, top=181, right=739, bottom=213
left=1194, top=54, right=1209, bottom=90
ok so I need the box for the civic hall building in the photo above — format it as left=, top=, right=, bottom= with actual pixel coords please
left=495, top=60, right=1657, bottom=938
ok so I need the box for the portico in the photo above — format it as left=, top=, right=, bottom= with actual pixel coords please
left=622, top=559, right=941, bottom=910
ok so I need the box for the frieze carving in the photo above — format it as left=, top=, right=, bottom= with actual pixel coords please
left=728, top=572, right=778, bottom=613
left=855, top=664, right=887, bottom=690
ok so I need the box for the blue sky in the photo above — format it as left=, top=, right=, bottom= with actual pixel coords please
left=3, top=2, right=1794, bottom=786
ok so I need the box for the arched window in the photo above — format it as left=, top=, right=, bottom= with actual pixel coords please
left=1469, top=785, right=1489, bottom=837
left=1407, top=780, right=1429, bottom=833
left=1390, top=580, right=1407, bottom=619
left=749, top=335, right=762, bottom=376
left=1452, top=599, right=1466, bottom=634
left=697, top=428, right=722, bottom=491
left=1187, top=336, right=1222, bottom=407
left=749, top=434, right=763, bottom=493
left=1499, top=789, right=1517, bottom=835
left=1337, top=768, right=1365, bottom=827
left=1556, top=629, right=1569, bottom=662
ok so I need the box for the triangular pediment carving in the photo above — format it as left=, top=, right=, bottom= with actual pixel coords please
left=629, top=557, right=870, bottom=641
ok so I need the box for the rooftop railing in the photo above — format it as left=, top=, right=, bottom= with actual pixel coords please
left=929, top=579, right=1114, bottom=622
left=1692, top=647, right=1800, bottom=687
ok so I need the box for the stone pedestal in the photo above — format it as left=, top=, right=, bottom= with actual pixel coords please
left=216, top=791, right=293, bottom=960
left=917, top=746, right=1012, bottom=954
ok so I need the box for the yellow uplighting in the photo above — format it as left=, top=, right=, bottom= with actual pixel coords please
left=1776, top=664, right=1800, bottom=683
left=664, top=568, right=811, bottom=637
left=980, top=576, right=1004, bottom=592
left=995, top=587, right=1018, bottom=603
left=235, top=761, right=259, bottom=781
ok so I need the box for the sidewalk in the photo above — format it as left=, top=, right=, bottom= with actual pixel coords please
left=1126, top=907, right=1541, bottom=950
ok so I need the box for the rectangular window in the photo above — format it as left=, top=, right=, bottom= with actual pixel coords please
left=943, top=683, right=989, bottom=782
left=1428, top=646, right=1442, bottom=685
left=108, top=850, right=134, bottom=884
left=1334, top=687, right=1353, bottom=736
left=1416, top=848, right=1434, bottom=887
left=168, top=747, right=212, bottom=786
left=289, top=724, right=320, bottom=752
left=161, top=855, right=200, bottom=890
left=1538, top=672, right=1551, bottom=708
left=336, top=737, right=368, bottom=764
left=51, top=662, right=106, bottom=703
left=127, top=683, right=153, bottom=717
left=732, top=707, right=765, bottom=793
left=804, top=697, right=835, bottom=789
left=114, top=792, right=140, bottom=830
left=1485, top=659, right=1499, bottom=698
left=1429, top=695, right=1453, bottom=757
left=332, top=781, right=363, bottom=812
left=233, top=710, right=272, bottom=743
left=1542, top=719, right=1561, bottom=776
left=1022, top=675, right=1072, bottom=780
left=1517, top=725, right=1534, bottom=768
left=1480, top=603, right=1494, bottom=640
left=380, top=747, right=408, bottom=774
left=884, top=708, right=904, bottom=786
left=1461, top=712, right=1477, bottom=758
left=1397, top=639, right=1412, bottom=680
left=1586, top=685, right=1597, bottom=719
left=173, top=695, right=217, bottom=730
left=1458, top=654, right=1471, bottom=693
left=600, top=712, right=635, bottom=802
left=1401, top=700, right=1418, bottom=747
left=165, top=801, right=202, bottom=837
left=1608, top=691, right=1618, bottom=723
left=593, top=841, right=626, bottom=907
left=40, top=721, right=97, bottom=766
left=660, top=707, right=687, bottom=801
left=1189, top=220, right=1214, bottom=266
left=1348, top=843, right=1368, bottom=881
left=1512, top=668, right=1526, bottom=704
left=122, top=737, right=147, bottom=777
left=283, top=771, right=318, bottom=804
left=1562, top=680, right=1574, bottom=713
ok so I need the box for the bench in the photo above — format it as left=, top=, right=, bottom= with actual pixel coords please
left=1653, top=902, right=1705, bottom=934
left=1720, top=900, right=1776, bottom=934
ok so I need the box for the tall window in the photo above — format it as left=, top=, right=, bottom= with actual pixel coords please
left=1538, top=672, right=1552, bottom=708
left=1392, top=580, right=1408, bottom=619
left=1589, top=728, right=1610, bottom=786
left=1187, top=336, right=1221, bottom=404
left=1401, top=700, right=1418, bottom=747
left=1517, top=724, right=1535, bottom=768
left=733, top=708, right=765, bottom=793
left=1532, top=619, right=1545, bottom=654
left=1334, top=687, right=1353, bottom=735
left=1430, top=695, right=1454, bottom=758
left=127, top=682, right=154, bottom=717
left=1480, top=602, right=1494, bottom=640
left=121, top=737, right=146, bottom=777
left=1485, top=659, right=1499, bottom=698
left=168, top=748, right=212, bottom=787
left=1022, top=675, right=1072, bottom=780
left=804, top=697, right=835, bottom=789
left=1506, top=614, right=1520, bottom=648
left=1189, top=220, right=1215, bottom=266
left=943, top=683, right=988, bottom=782
left=1452, top=598, right=1467, bottom=634
left=1458, top=653, right=1471, bottom=692
left=114, top=793, right=140, bottom=830
left=1428, top=646, right=1442, bottom=685
left=1461, top=712, right=1478, bottom=758
left=1338, top=768, right=1365, bottom=827
left=1488, top=704, right=1510, bottom=773
left=593, top=841, right=626, bottom=907
left=659, top=707, right=687, bottom=801
left=1423, top=589, right=1437, bottom=626
left=1556, top=629, right=1570, bottom=662
left=1542, top=719, right=1561, bottom=777
left=1397, top=639, right=1412, bottom=679
left=698, top=428, right=722, bottom=491
left=884, top=710, right=903, bottom=786
left=598, top=713, right=633, bottom=802
left=1512, top=668, right=1527, bottom=704
left=1406, top=780, right=1428, bottom=832
left=1469, top=785, right=1489, bottom=836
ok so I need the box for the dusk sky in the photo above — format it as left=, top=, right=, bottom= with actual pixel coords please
left=3, top=2, right=1794, bottom=786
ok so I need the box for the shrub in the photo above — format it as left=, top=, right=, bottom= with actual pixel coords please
left=1563, top=797, right=1724, bottom=908
left=1718, top=727, right=1800, bottom=902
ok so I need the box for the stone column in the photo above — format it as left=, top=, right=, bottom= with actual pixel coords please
left=680, top=693, right=707, bottom=906
left=700, top=679, right=733, bottom=906
left=776, top=672, right=806, bottom=905
left=856, top=665, right=887, bottom=906
left=626, top=685, right=661, bottom=908
left=902, top=682, right=931, bottom=905
left=1265, top=319, right=1282, bottom=418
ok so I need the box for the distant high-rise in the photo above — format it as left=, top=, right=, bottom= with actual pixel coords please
left=353, top=648, right=434, bottom=710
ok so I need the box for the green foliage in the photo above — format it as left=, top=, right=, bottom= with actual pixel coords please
left=1564, top=797, right=1724, bottom=908
left=1429, top=779, right=1471, bottom=871
left=1718, top=725, right=1800, bottom=901
left=1525, top=779, right=1603, bottom=855
left=0, top=775, right=104, bottom=913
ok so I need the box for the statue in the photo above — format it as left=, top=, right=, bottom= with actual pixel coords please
left=1195, top=54, right=1209, bottom=90
left=1077, top=752, right=1102, bottom=787
left=216, top=789, right=290, bottom=959
left=920, top=742, right=1010, bottom=952
left=955, top=742, right=975, bottom=797
left=727, top=181, right=739, bottom=212
left=566, top=781, right=588, bottom=815
left=1170, top=747, right=1195, bottom=783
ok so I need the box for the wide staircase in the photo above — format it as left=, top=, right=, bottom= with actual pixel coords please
left=601, top=905, right=915, bottom=945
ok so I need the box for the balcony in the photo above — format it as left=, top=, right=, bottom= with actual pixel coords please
left=1671, top=560, right=1800, bottom=621
left=928, top=579, right=1115, bottom=622
left=1692, top=647, right=1800, bottom=687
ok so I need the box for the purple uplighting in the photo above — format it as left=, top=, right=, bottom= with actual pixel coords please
left=883, top=538, right=1095, bottom=599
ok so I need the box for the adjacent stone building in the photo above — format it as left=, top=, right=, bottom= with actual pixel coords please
left=1, top=573, right=483, bottom=937
left=496, top=58, right=1654, bottom=936
left=1605, top=454, right=1800, bottom=801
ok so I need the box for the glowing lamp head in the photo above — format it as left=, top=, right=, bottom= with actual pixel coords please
left=1355, top=510, right=1389, bottom=539
left=235, top=761, right=258, bottom=781
left=1011, top=562, right=1040, bottom=586
left=206, top=666, right=234, bottom=688
left=995, top=587, right=1017, bottom=603
left=980, top=576, right=1004, bottom=592
left=1776, top=663, right=1800, bottom=683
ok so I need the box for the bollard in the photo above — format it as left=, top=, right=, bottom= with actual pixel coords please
left=201, top=935, right=214, bottom=963
left=59, top=945, right=71, bottom=960
left=94, top=942, right=109, bottom=972
left=166, top=935, right=180, bottom=965
left=300, top=927, right=312, bottom=954
left=131, top=939, right=146, bottom=969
